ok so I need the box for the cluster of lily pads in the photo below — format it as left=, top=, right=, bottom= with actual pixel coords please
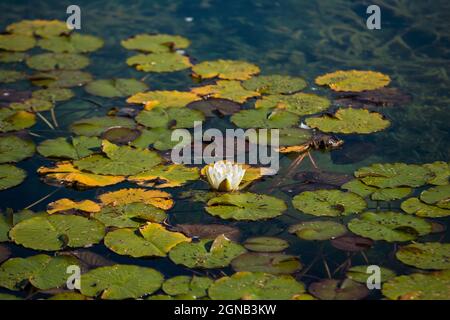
left=0, top=19, right=449, bottom=300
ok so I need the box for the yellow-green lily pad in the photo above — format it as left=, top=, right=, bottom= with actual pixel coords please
left=162, top=276, right=212, bottom=298
left=289, top=220, right=347, bottom=240
left=420, top=185, right=450, bottom=209
left=242, top=75, right=307, bottom=94
left=371, top=187, right=412, bottom=201
left=128, top=164, right=200, bottom=188
left=315, top=70, right=391, bottom=92
left=255, top=93, right=331, bottom=116
left=70, top=116, right=135, bottom=137
left=127, top=90, right=200, bottom=109
left=341, top=179, right=377, bottom=198
left=0, top=70, right=27, bottom=83
left=136, top=106, right=204, bottom=129
left=0, top=34, right=36, bottom=52
left=93, top=203, right=166, bottom=228
left=192, top=80, right=259, bottom=103
left=32, top=88, right=74, bottom=102
left=26, top=53, right=89, bottom=71
left=121, top=34, right=190, bottom=53
left=231, top=253, right=302, bottom=275
left=31, top=70, right=92, bottom=88
left=131, top=128, right=186, bottom=151
left=127, top=52, right=192, bottom=72
left=192, top=60, right=260, bottom=80
left=0, top=52, right=26, bottom=63
left=243, top=237, right=289, bottom=252
left=231, top=108, right=299, bottom=129
left=347, top=265, right=396, bottom=283
left=423, top=161, right=449, bottom=185
left=0, top=135, right=35, bottom=163
left=0, top=109, right=36, bottom=132
left=38, top=34, right=104, bottom=53
left=37, top=136, right=101, bottom=160
left=0, top=164, right=26, bottom=190
left=6, top=20, right=69, bottom=38
left=85, top=78, right=148, bottom=98
left=396, top=242, right=450, bottom=270
left=9, top=98, right=53, bottom=112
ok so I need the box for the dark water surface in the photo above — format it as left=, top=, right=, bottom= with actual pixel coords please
left=0, top=0, right=449, bottom=299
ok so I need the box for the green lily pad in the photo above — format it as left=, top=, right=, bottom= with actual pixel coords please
left=0, top=164, right=26, bottom=190
left=32, top=88, right=74, bottom=102
left=341, top=179, right=377, bottom=198
left=0, top=215, right=11, bottom=242
left=250, top=127, right=312, bottom=147
left=37, top=136, right=101, bottom=160
left=0, top=70, right=26, bottom=83
left=371, top=187, right=412, bottom=201
left=10, top=214, right=105, bottom=251
left=127, top=90, right=200, bottom=108
left=206, top=192, right=287, bottom=221
left=243, top=237, right=289, bottom=252
left=85, top=78, right=148, bottom=98
left=31, top=70, right=93, bottom=88
left=48, top=292, right=91, bottom=300
left=0, top=135, right=35, bottom=163
left=136, top=106, right=204, bottom=129
left=192, top=60, right=260, bottom=80
left=131, top=128, right=185, bottom=151
left=401, top=198, right=450, bottom=218
left=127, top=52, right=192, bottom=72
left=346, top=265, right=396, bottom=284
left=74, top=140, right=162, bottom=176
left=169, top=235, right=246, bottom=269
left=192, top=80, right=260, bottom=103
left=231, top=109, right=299, bottom=129
left=104, top=223, right=190, bottom=258
left=315, top=70, right=391, bottom=92
left=292, top=190, right=366, bottom=217
left=231, top=253, right=302, bottom=274
left=347, top=211, right=432, bottom=242
left=0, top=293, right=22, bottom=300
left=94, top=203, right=166, bottom=228
left=382, top=270, right=450, bottom=300
left=242, top=75, right=307, bottom=94
left=6, top=20, right=69, bottom=38
left=9, top=98, right=53, bottom=112
left=288, top=221, right=347, bottom=240
left=0, top=52, right=26, bottom=63
left=305, top=108, right=390, bottom=134
left=355, top=163, right=433, bottom=188
left=80, top=264, right=164, bottom=299
left=420, top=185, right=450, bottom=209
left=255, top=93, right=330, bottom=116
left=396, top=242, right=450, bottom=270
left=309, top=279, right=369, bottom=300
left=101, top=127, right=141, bottom=144
left=208, top=272, right=305, bottom=300
left=423, top=161, right=449, bottom=185
left=121, top=34, right=190, bottom=53
left=26, top=53, right=89, bottom=71
left=0, top=34, right=36, bottom=52
left=70, top=116, right=136, bottom=137
left=38, top=34, right=104, bottom=53
left=0, top=254, right=78, bottom=291
left=128, top=164, right=200, bottom=188
left=162, top=276, right=212, bottom=298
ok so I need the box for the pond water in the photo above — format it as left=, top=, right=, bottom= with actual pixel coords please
left=0, top=0, right=449, bottom=300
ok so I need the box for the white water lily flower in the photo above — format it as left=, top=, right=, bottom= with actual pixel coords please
left=205, top=160, right=246, bottom=191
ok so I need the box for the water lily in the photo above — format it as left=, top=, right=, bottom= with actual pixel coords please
left=205, top=160, right=246, bottom=191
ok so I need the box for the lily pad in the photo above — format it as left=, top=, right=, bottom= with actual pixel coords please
left=355, top=163, right=433, bottom=188
left=127, top=52, right=192, bottom=72
left=38, top=34, right=104, bottom=53
left=0, top=52, right=26, bottom=63
left=93, top=203, right=166, bottom=228
left=292, top=190, right=366, bottom=217
left=396, top=242, right=450, bottom=270
left=130, top=127, right=184, bottom=151
left=255, top=93, right=331, bottom=116
left=401, top=198, right=450, bottom=218
left=0, top=34, right=36, bottom=52
left=251, top=127, right=312, bottom=148
left=309, top=279, right=369, bottom=300
left=74, top=140, right=162, bottom=176
left=9, top=98, right=53, bottom=112
left=341, top=179, right=377, bottom=198
left=47, top=198, right=100, bottom=214
left=192, top=60, right=260, bottom=80
left=330, top=235, right=373, bottom=252
left=0, top=70, right=26, bottom=83
left=231, top=108, right=299, bottom=129
left=85, top=78, right=148, bottom=98
left=420, top=185, right=450, bottom=209
left=80, top=264, right=164, bottom=299
left=70, top=116, right=135, bottom=137
left=0, top=216, right=11, bottom=242
left=289, top=221, right=347, bottom=240
left=192, top=80, right=260, bottom=103
left=136, top=106, right=204, bottom=129
left=423, top=161, right=449, bottom=185
left=31, top=70, right=93, bottom=88
left=382, top=270, right=450, bottom=300
left=231, top=253, right=302, bottom=274
left=187, top=98, right=241, bottom=117
left=208, top=272, right=305, bottom=300
left=315, top=70, right=391, bottom=92
left=127, top=90, right=200, bottom=109
left=121, top=34, right=190, bottom=53
left=0, top=135, right=35, bottom=163
left=346, top=265, right=396, bottom=283
left=305, top=108, right=390, bottom=134
left=242, top=75, right=307, bottom=94
left=38, top=161, right=125, bottom=188
left=162, top=276, right=212, bottom=298
left=105, top=223, right=190, bottom=258
left=98, top=188, right=173, bottom=210
left=371, top=187, right=412, bottom=201
left=32, top=88, right=74, bottom=102
left=169, top=234, right=246, bottom=269
left=128, top=164, right=200, bottom=188
left=6, top=20, right=69, bottom=38
left=243, top=237, right=289, bottom=252
left=347, top=211, right=432, bottom=242
left=174, top=224, right=241, bottom=241
left=0, top=254, right=78, bottom=291
left=37, top=136, right=101, bottom=160
left=0, top=164, right=26, bottom=190
left=206, top=192, right=287, bottom=221
left=26, top=53, right=89, bottom=71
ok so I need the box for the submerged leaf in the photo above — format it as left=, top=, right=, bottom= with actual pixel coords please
left=309, top=279, right=369, bottom=300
